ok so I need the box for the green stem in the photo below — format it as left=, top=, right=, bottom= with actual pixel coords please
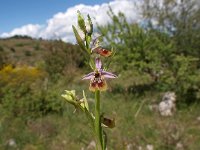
left=95, top=90, right=103, bottom=150
left=85, top=33, right=89, bottom=49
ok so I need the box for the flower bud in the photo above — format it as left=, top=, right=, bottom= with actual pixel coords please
left=61, top=90, right=77, bottom=106
left=87, top=14, right=93, bottom=36
left=77, top=11, right=87, bottom=34
left=102, top=116, right=115, bottom=128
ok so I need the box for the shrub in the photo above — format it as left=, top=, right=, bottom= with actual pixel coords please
left=43, top=40, right=85, bottom=82
left=0, top=46, right=4, bottom=51
left=34, top=43, right=40, bottom=51
left=98, top=9, right=200, bottom=104
left=0, top=65, right=65, bottom=118
left=24, top=50, right=31, bottom=56
left=15, top=43, right=24, bottom=47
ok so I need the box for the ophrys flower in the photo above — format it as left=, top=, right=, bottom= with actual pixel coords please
left=91, top=36, right=112, bottom=57
left=82, top=58, right=117, bottom=91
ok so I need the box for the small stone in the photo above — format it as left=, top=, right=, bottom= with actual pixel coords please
left=146, top=144, right=154, bottom=150
left=176, top=142, right=184, bottom=150
left=126, top=143, right=133, bottom=150
left=87, top=140, right=96, bottom=150
left=138, top=146, right=143, bottom=150
left=7, top=138, right=17, bottom=147
left=197, top=116, right=200, bottom=121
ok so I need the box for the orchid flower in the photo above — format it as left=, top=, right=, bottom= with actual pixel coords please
left=82, top=58, right=117, bottom=91
left=91, top=36, right=112, bottom=57
left=92, top=46, right=112, bottom=57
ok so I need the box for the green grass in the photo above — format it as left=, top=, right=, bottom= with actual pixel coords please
left=1, top=91, right=200, bottom=150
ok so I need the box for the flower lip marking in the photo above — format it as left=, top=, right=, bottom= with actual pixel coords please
left=82, top=58, right=117, bottom=91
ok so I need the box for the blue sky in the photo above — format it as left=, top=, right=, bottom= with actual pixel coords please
left=0, top=0, right=112, bottom=33
left=0, top=0, right=139, bottom=42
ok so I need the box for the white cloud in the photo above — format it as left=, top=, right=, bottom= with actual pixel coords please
left=0, top=0, right=141, bottom=43
left=1, top=24, right=43, bottom=38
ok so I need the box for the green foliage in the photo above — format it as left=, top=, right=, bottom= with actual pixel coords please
left=142, top=0, right=200, bottom=56
left=15, top=43, right=24, bottom=47
left=139, top=0, right=200, bottom=104
left=33, top=43, right=40, bottom=50
left=10, top=47, right=16, bottom=53
left=0, top=38, right=86, bottom=121
left=0, top=65, right=65, bottom=118
left=43, top=40, right=85, bottom=82
left=98, top=8, right=200, bottom=104
left=24, top=50, right=31, bottom=56
left=0, top=46, right=4, bottom=51
left=0, top=52, right=5, bottom=69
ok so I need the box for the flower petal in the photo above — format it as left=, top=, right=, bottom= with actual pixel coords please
left=102, top=71, right=117, bottom=79
left=89, top=77, right=107, bottom=92
left=82, top=72, right=94, bottom=80
left=102, top=116, right=115, bottom=128
left=95, top=57, right=102, bottom=70
left=91, top=35, right=102, bottom=48
left=97, top=79, right=107, bottom=91
left=89, top=82, right=97, bottom=92
left=93, top=47, right=112, bottom=57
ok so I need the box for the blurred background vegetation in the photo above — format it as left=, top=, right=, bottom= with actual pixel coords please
left=0, top=0, right=200, bottom=149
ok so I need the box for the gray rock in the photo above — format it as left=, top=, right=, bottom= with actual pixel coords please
left=158, top=92, right=176, bottom=116
left=7, top=138, right=17, bottom=147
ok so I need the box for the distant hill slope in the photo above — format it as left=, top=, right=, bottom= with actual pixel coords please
left=0, top=36, right=80, bottom=67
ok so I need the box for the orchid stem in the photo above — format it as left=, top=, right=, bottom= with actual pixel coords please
left=95, top=90, right=103, bottom=150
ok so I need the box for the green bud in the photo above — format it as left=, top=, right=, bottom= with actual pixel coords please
left=77, top=10, right=87, bottom=33
left=87, top=14, right=93, bottom=36
left=86, top=35, right=92, bottom=48
left=61, top=90, right=77, bottom=106
left=72, top=25, right=88, bottom=52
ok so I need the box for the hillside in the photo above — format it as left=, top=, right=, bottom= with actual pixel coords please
left=0, top=36, right=80, bottom=67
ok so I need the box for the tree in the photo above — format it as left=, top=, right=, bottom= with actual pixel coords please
left=98, top=6, right=200, bottom=104
left=142, top=0, right=200, bottom=56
